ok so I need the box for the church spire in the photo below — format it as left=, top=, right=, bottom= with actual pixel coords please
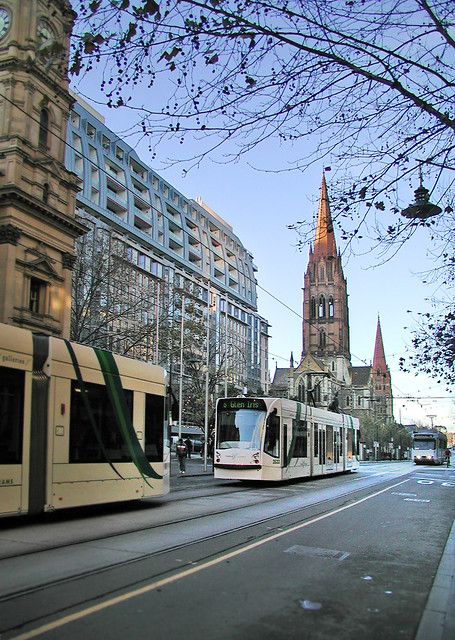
left=314, top=173, right=337, bottom=258
left=372, top=316, right=387, bottom=373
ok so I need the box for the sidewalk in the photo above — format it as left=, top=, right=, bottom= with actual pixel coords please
left=170, top=454, right=214, bottom=477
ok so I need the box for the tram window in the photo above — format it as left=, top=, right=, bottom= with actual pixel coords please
left=145, top=393, right=164, bottom=462
left=326, top=426, right=334, bottom=461
left=264, top=409, right=280, bottom=458
left=347, top=428, right=353, bottom=457
left=313, top=423, right=318, bottom=457
left=290, top=419, right=307, bottom=458
left=69, top=380, right=133, bottom=463
left=0, top=367, right=24, bottom=464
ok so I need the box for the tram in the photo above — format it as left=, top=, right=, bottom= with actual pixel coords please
left=412, top=429, right=447, bottom=465
left=0, top=323, right=170, bottom=517
left=214, top=397, right=360, bottom=481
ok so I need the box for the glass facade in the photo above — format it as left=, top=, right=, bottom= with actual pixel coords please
left=65, top=98, right=269, bottom=398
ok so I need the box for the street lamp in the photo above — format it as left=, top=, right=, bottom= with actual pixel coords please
left=401, top=173, right=442, bottom=219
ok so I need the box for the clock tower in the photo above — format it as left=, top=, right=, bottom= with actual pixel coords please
left=0, top=0, right=86, bottom=336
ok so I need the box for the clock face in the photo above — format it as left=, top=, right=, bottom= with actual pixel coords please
left=0, top=7, right=11, bottom=39
left=37, top=20, right=56, bottom=54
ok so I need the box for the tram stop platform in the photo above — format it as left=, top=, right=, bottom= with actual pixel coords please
left=169, top=453, right=214, bottom=478
left=169, top=457, right=454, bottom=640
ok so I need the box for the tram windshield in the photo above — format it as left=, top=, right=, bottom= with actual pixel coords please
left=216, top=398, right=267, bottom=450
left=413, top=440, right=435, bottom=450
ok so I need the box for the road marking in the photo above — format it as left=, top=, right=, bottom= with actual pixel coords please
left=404, top=498, right=430, bottom=503
left=10, top=478, right=411, bottom=640
left=391, top=492, right=417, bottom=497
left=284, top=545, right=350, bottom=561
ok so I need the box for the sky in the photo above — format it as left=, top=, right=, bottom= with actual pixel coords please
left=70, top=88, right=454, bottom=432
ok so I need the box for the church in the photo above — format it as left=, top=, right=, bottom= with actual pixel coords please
left=270, top=174, right=394, bottom=425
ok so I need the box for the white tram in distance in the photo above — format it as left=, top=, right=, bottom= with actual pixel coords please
left=214, top=397, right=360, bottom=481
left=412, top=429, right=447, bottom=465
left=0, top=323, right=170, bottom=517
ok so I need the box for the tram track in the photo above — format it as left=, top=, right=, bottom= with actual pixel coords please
left=0, top=469, right=412, bottom=612
left=1, top=485, right=370, bottom=638
left=0, top=471, right=375, bottom=561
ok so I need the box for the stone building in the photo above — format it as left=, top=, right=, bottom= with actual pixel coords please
left=0, top=0, right=85, bottom=337
left=270, top=174, right=394, bottom=423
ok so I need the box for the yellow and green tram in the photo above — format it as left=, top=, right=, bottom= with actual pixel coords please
left=0, top=323, right=169, bottom=516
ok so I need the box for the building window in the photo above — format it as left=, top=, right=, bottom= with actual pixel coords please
left=310, top=296, right=316, bottom=318
left=318, top=295, right=326, bottom=318
left=346, top=396, right=351, bottom=407
left=39, top=109, right=49, bottom=148
left=29, top=278, right=45, bottom=314
left=328, top=296, right=334, bottom=317
left=319, top=330, right=326, bottom=348
left=42, top=183, right=49, bottom=204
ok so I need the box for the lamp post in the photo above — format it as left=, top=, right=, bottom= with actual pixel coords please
left=178, top=293, right=185, bottom=440
left=401, top=171, right=442, bottom=219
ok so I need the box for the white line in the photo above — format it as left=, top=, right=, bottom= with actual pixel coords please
left=11, top=478, right=411, bottom=640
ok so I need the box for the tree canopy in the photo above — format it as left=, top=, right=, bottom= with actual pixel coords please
left=72, top=0, right=454, bottom=242
left=71, top=0, right=454, bottom=388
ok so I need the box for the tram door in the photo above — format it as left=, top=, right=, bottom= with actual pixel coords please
left=312, top=424, right=326, bottom=475
left=319, top=428, right=326, bottom=466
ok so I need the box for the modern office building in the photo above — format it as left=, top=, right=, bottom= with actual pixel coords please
left=65, top=96, right=270, bottom=406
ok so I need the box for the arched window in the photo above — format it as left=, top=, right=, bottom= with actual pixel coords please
left=318, top=295, right=326, bottom=318
left=327, top=261, right=333, bottom=281
left=319, top=330, right=326, bottom=348
left=328, top=296, right=334, bottom=318
left=319, top=265, right=324, bottom=281
left=298, top=380, right=305, bottom=402
left=310, top=297, right=316, bottom=318
left=39, top=108, right=49, bottom=148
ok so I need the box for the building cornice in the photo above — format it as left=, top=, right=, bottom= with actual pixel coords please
left=0, top=186, right=88, bottom=238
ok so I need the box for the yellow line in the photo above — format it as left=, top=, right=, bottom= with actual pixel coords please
left=11, top=478, right=410, bottom=640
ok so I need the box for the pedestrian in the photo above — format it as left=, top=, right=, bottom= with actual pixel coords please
left=176, top=437, right=187, bottom=474
left=184, top=437, right=193, bottom=459
left=444, top=448, right=451, bottom=467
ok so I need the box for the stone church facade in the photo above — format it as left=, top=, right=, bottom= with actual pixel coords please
left=270, top=174, right=394, bottom=424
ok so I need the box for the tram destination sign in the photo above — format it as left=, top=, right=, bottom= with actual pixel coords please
left=218, top=398, right=266, bottom=411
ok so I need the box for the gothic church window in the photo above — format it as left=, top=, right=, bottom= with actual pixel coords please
left=328, top=296, right=334, bottom=317
left=310, top=297, right=316, bottom=318
left=319, top=265, right=324, bottom=281
left=318, top=295, right=326, bottom=317
left=319, top=330, right=326, bottom=348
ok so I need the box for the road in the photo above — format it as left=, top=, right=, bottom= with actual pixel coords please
left=0, top=462, right=454, bottom=639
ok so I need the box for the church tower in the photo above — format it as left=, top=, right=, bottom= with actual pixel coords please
left=302, top=174, right=350, bottom=370
left=371, top=316, right=394, bottom=420
left=0, top=1, right=86, bottom=336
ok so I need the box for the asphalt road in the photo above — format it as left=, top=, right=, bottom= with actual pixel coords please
left=1, top=462, right=454, bottom=640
